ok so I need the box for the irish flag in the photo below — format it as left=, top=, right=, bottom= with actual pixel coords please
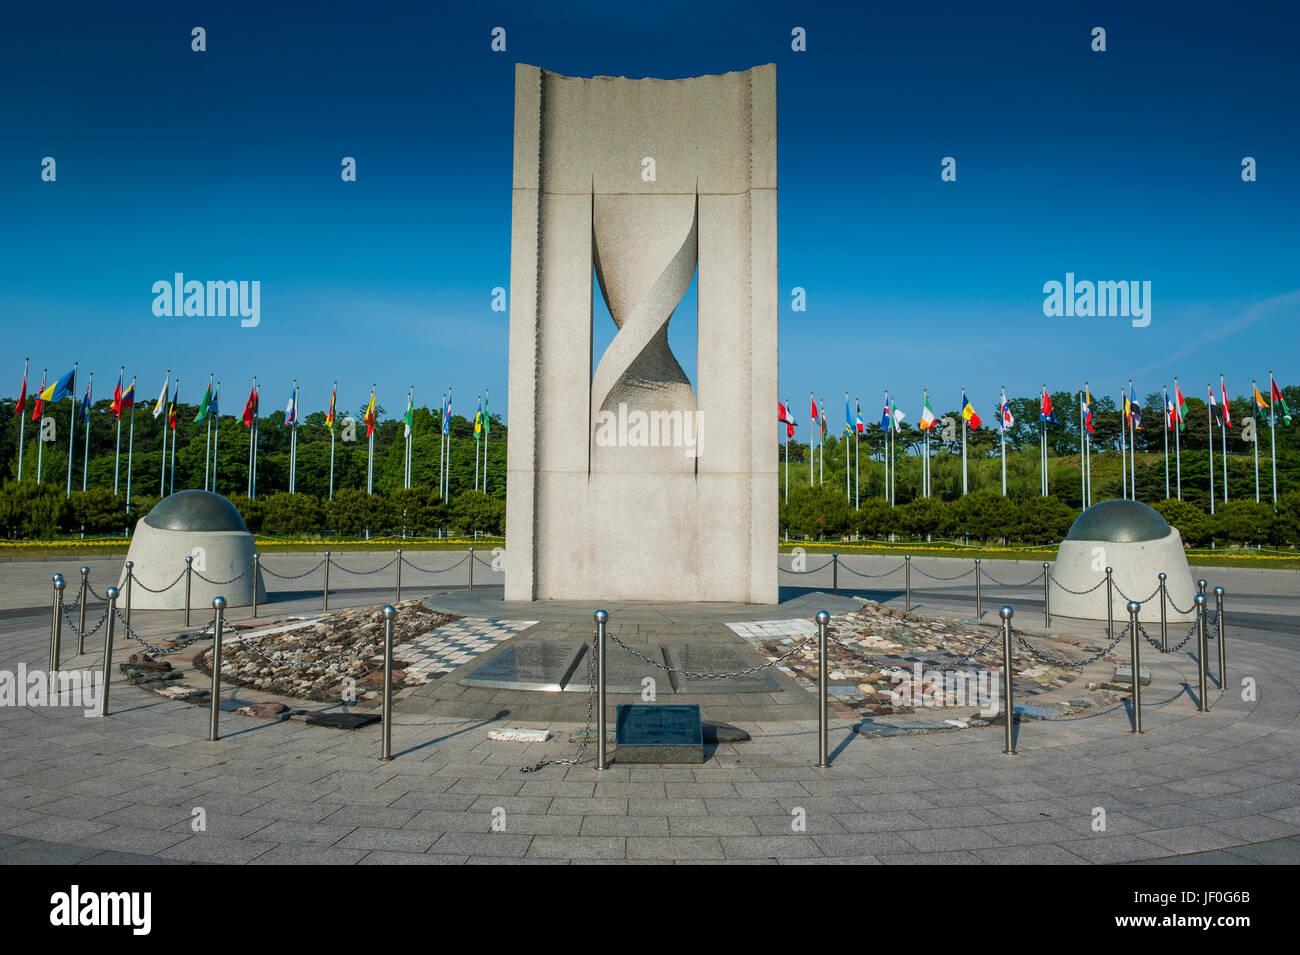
left=918, top=397, right=937, bottom=430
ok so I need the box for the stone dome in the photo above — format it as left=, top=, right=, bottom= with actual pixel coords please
left=142, top=490, right=250, bottom=533
left=1064, top=499, right=1171, bottom=543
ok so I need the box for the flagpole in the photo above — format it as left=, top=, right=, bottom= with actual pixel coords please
left=446, top=386, right=453, bottom=499
left=783, top=428, right=788, bottom=503
left=64, top=363, right=78, bottom=499
left=1119, top=389, right=1126, bottom=501
left=1219, top=374, right=1228, bottom=504
left=36, top=368, right=46, bottom=484
left=1002, top=387, right=1008, bottom=497
left=203, top=373, right=213, bottom=491
left=1163, top=384, right=1170, bottom=499
left=169, top=378, right=179, bottom=496
left=1269, top=370, right=1278, bottom=507
left=291, top=379, right=299, bottom=494
left=113, top=366, right=124, bottom=495
left=961, top=386, right=968, bottom=497
left=328, top=380, right=337, bottom=500
left=126, top=380, right=136, bottom=514
left=16, top=357, right=27, bottom=481
left=484, top=388, right=491, bottom=494
left=855, top=398, right=860, bottom=510
left=1207, top=383, right=1215, bottom=516
left=1174, top=376, right=1182, bottom=500
left=1077, top=389, right=1084, bottom=503
left=81, top=369, right=91, bottom=493
left=159, top=370, right=169, bottom=498
left=367, top=382, right=375, bottom=496
left=212, top=381, right=220, bottom=494
left=248, top=377, right=257, bottom=499
left=475, top=393, right=481, bottom=493
left=1252, top=378, right=1260, bottom=503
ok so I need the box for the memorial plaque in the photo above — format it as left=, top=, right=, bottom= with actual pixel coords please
left=662, top=646, right=781, bottom=694
left=615, top=703, right=703, bottom=764
left=565, top=645, right=671, bottom=694
left=458, top=643, right=585, bottom=692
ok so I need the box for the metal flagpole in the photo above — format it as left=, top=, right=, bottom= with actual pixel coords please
left=1269, top=370, right=1278, bottom=507
left=65, top=363, right=78, bottom=499
left=1078, top=389, right=1084, bottom=503
left=882, top=390, right=889, bottom=500
left=844, top=393, right=850, bottom=502
left=247, top=378, right=255, bottom=498
left=1219, top=374, right=1228, bottom=504
left=16, top=358, right=27, bottom=481
left=291, top=379, right=298, bottom=494
left=81, top=369, right=91, bottom=493
left=961, top=386, right=968, bottom=497
left=36, top=368, right=45, bottom=484
left=160, top=375, right=168, bottom=498
left=1163, top=384, right=1170, bottom=499
left=783, top=429, right=788, bottom=503
left=484, top=387, right=490, bottom=494
left=475, top=393, right=481, bottom=493
left=1127, top=378, right=1134, bottom=500
left=1002, top=388, right=1008, bottom=497
left=367, top=382, right=375, bottom=495
left=1119, top=389, right=1126, bottom=500
left=203, top=373, right=213, bottom=490
left=445, top=386, right=452, bottom=499
left=328, top=380, right=336, bottom=500
left=809, top=393, right=815, bottom=489
left=1252, top=378, right=1260, bottom=502
left=819, top=396, right=825, bottom=487
left=1207, top=383, right=1215, bottom=516
left=251, top=378, right=259, bottom=500
left=1174, top=376, right=1182, bottom=500
left=169, top=378, right=179, bottom=496
left=212, top=381, right=220, bottom=494
left=855, top=399, right=860, bottom=510
left=113, top=365, right=123, bottom=494
left=126, top=378, right=136, bottom=512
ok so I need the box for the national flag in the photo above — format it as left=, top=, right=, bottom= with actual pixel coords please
left=1041, top=387, right=1053, bottom=423
left=892, top=406, right=906, bottom=430
left=1166, top=398, right=1176, bottom=429
left=473, top=395, right=483, bottom=437
left=326, top=385, right=337, bottom=428
left=241, top=384, right=258, bottom=427
left=961, top=392, right=982, bottom=430
left=31, top=371, right=46, bottom=422
left=364, top=389, right=377, bottom=437
left=819, top=399, right=827, bottom=443
left=195, top=382, right=212, bottom=423
left=152, top=373, right=169, bottom=420
left=40, top=367, right=76, bottom=404
left=209, top=382, right=219, bottom=419
left=407, top=392, right=417, bottom=439
left=1175, top=382, right=1188, bottom=431
left=119, top=380, right=135, bottom=417
left=1208, top=385, right=1220, bottom=422
left=1122, top=390, right=1130, bottom=425
left=844, top=398, right=853, bottom=436
left=111, top=373, right=123, bottom=419
left=167, top=383, right=178, bottom=431
left=918, top=398, right=937, bottom=431
left=854, top=399, right=865, bottom=434
left=1083, top=388, right=1094, bottom=435
left=1254, top=384, right=1269, bottom=414
left=778, top=399, right=797, bottom=439
left=1270, top=377, right=1291, bottom=425
left=880, top=398, right=891, bottom=430
left=284, top=389, right=297, bottom=427
left=79, top=379, right=92, bottom=424
left=1000, top=394, right=1015, bottom=431
left=1129, top=385, right=1144, bottom=431
left=810, top=396, right=818, bottom=433
left=15, top=369, right=26, bottom=417
left=1220, top=378, right=1232, bottom=428
left=442, top=394, right=451, bottom=435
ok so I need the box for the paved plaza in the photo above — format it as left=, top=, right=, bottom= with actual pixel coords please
left=0, top=550, right=1297, bottom=864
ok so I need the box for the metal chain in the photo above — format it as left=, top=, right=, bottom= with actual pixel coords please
left=778, top=558, right=835, bottom=575
left=400, top=554, right=470, bottom=575
left=193, top=567, right=249, bottom=586
left=62, top=606, right=108, bottom=642
left=130, top=568, right=187, bottom=593
left=1014, top=624, right=1125, bottom=670
left=1140, top=620, right=1197, bottom=654
left=912, top=565, right=976, bottom=581
left=472, top=552, right=498, bottom=568
left=1168, top=593, right=1197, bottom=615
left=87, top=583, right=109, bottom=602
left=259, top=559, right=327, bottom=580
left=329, top=556, right=398, bottom=576
left=980, top=568, right=1044, bottom=588
left=111, top=608, right=212, bottom=656
left=522, top=629, right=598, bottom=773
left=837, top=561, right=906, bottom=579
left=1046, top=570, right=1109, bottom=596
left=607, top=630, right=817, bottom=679
left=1112, top=580, right=1162, bottom=605
left=1208, top=609, right=1220, bottom=642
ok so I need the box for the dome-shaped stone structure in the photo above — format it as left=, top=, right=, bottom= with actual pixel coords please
left=122, top=491, right=265, bottom=611
left=1050, top=499, right=1195, bottom=623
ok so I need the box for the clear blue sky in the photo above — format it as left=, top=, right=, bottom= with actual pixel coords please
left=2, top=1, right=1297, bottom=428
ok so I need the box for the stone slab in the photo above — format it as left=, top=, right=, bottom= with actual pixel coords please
left=615, top=704, right=704, bottom=764
left=458, top=643, right=584, bottom=692
left=662, top=645, right=781, bottom=694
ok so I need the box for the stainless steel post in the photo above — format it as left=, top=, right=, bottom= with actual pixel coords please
left=904, top=555, right=911, bottom=612
left=323, top=551, right=330, bottom=611
left=381, top=604, right=395, bottom=760
left=816, top=610, right=830, bottom=767
left=251, top=553, right=260, bottom=618
left=123, top=560, right=134, bottom=628
left=78, top=566, right=89, bottom=654
left=1197, top=578, right=1207, bottom=598
left=395, top=549, right=402, bottom=603
left=1105, top=567, right=1114, bottom=638
left=1195, top=593, right=1208, bottom=712
left=1158, top=572, right=1168, bottom=651
left=184, top=555, right=193, bottom=627
left=208, top=597, right=225, bottom=741
left=469, top=546, right=475, bottom=591
left=595, top=609, right=608, bottom=771
left=1128, top=601, right=1143, bottom=734
left=1042, top=561, right=1051, bottom=627
left=831, top=553, right=838, bottom=595
left=1000, top=605, right=1014, bottom=754
left=98, top=587, right=118, bottom=716
left=974, top=559, right=981, bottom=618
left=50, top=575, right=65, bottom=670
left=1214, top=586, right=1226, bottom=687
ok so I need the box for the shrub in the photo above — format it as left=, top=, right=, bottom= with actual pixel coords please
left=0, top=480, right=68, bottom=538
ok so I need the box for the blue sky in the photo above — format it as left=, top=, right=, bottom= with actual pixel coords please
left=2, top=1, right=1297, bottom=427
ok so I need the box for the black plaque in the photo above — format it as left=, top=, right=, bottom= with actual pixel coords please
left=614, top=703, right=704, bottom=763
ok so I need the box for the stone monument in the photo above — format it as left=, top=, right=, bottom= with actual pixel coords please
left=506, top=64, right=778, bottom=602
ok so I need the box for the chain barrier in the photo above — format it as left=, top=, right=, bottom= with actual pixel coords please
left=330, top=556, right=398, bottom=576
left=193, top=567, right=250, bottom=587
left=129, top=568, right=188, bottom=593
left=87, top=583, right=110, bottom=602
left=259, top=559, right=327, bottom=580
left=1014, top=624, right=1126, bottom=670
left=113, top=609, right=214, bottom=656
left=1168, top=593, right=1197, bottom=615
left=979, top=567, right=1044, bottom=588
left=1141, top=620, right=1197, bottom=654
left=472, top=552, right=498, bottom=569
left=1046, top=570, right=1108, bottom=596
left=61, top=606, right=108, bottom=643
left=521, top=630, right=599, bottom=773
left=829, top=626, right=1000, bottom=672
left=778, top=558, right=835, bottom=575
left=400, top=554, right=470, bottom=575
left=1112, top=580, right=1162, bottom=605
left=911, top=565, right=976, bottom=581
left=1208, top=609, right=1220, bottom=642
left=836, top=561, right=906, bottom=579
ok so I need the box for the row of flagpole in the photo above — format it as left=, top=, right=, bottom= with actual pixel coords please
left=776, top=374, right=1291, bottom=508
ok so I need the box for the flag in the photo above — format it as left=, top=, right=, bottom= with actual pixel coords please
left=1208, top=385, right=1220, bottom=421
left=918, top=398, right=937, bottom=431
left=1220, top=378, right=1232, bottom=428
left=778, top=399, right=797, bottom=439
left=1041, top=387, right=1054, bottom=423
left=209, top=382, right=219, bottom=418
left=284, top=389, right=297, bottom=427
left=119, top=380, right=135, bottom=417
left=1166, top=398, right=1176, bottom=429
left=241, top=384, right=258, bottom=427
left=15, top=369, right=26, bottom=417
left=40, top=367, right=76, bottom=404
left=1001, top=395, right=1015, bottom=431
left=31, top=371, right=46, bottom=422
left=195, top=383, right=212, bottom=423
left=442, top=394, right=451, bottom=435
left=819, top=400, right=826, bottom=443
left=407, top=393, right=417, bottom=439
left=111, top=372, right=123, bottom=420
left=1270, top=378, right=1291, bottom=425
left=854, top=399, right=865, bottom=434
left=326, top=385, right=336, bottom=428
left=473, top=395, right=482, bottom=437
left=1175, top=382, right=1188, bottom=431
left=880, top=399, right=891, bottom=430
left=844, top=398, right=853, bottom=436
left=167, top=383, right=178, bottom=431
left=1129, top=385, right=1144, bottom=431
left=1254, top=384, right=1269, bottom=414
left=1122, top=390, right=1130, bottom=425
left=79, top=380, right=91, bottom=424
left=961, top=392, right=982, bottom=430
left=1083, top=388, right=1094, bottom=434
left=364, top=389, right=377, bottom=437
left=892, top=407, right=906, bottom=430
left=152, top=373, right=169, bottom=419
